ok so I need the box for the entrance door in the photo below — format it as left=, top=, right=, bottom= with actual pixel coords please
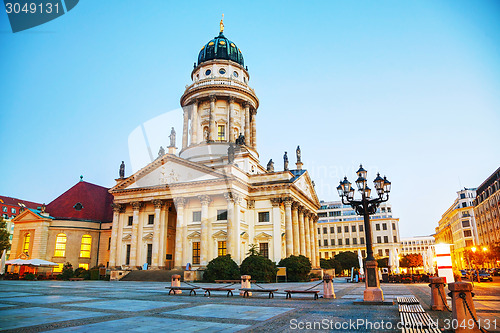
left=147, top=244, right=152, bottom=266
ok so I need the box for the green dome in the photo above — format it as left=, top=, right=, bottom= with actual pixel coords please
left=198, top=32, right=244, bottom=67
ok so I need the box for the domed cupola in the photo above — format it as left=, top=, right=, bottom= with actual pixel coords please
left=197, top=29, right=244, bottom=67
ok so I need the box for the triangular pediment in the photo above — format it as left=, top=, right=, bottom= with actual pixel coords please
left=254, top=232, right=272, bottom=241
left=111, top=154, right=226, bottom=191
left=122, top=234, right=132, bottom=241
left=212, top=230, right=227, bottom=240
left=187, top=231, right=201, bottom=239
left=12, top=209, right=51, bottom=223
left=142, top=232, right=153, bottom=240
left=292, top=171, right=320, bottom=205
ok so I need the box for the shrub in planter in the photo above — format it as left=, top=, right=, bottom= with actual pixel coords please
left=278, top=255, right=312, bottom=282
left=60, top=262, right=74, bottom=280
left=203, top=255, right=240, bottom=282
left=23, top=273, right=36, bottom=280
left=240, top=255, right=278, bottom=282
left=74, top=268, right=90, bottom=280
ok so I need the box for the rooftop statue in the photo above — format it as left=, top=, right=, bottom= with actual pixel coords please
left=284, top=151, right=289, bottom=171
left=169, top=127, right=176, bottom=147
left=267, top=159, right=274, bottom=172
left=119, top=161, right=125, bottom=179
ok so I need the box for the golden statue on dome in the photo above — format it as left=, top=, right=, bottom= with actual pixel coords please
left=220, top=14, right=224, bottom=33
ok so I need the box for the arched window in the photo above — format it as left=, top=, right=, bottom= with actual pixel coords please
left=23, top=233, right=30, bottom=254
left=80, top=235, right=92, bottom=258
left=54, top=233, right=67, bottom=257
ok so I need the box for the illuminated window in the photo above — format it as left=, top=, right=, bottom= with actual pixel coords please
left=259, top=242, right=269, bottom=258
left=80, top=235, right=92, bottom=258
left=192, top=242, right=200, bottom=264
left=23, top=233, right=30, bottom=254
left=217, top=125, right=225, bottom=141
left=53, top=263, right=63, bottom=273
left=217, top=241, right=226, bottom=257
left=79, top=263, right=89, bottom=270
left=54, top=233, right=67, bottom=257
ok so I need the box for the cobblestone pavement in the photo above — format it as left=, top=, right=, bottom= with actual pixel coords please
left=1, top=278, right=496, bottom=332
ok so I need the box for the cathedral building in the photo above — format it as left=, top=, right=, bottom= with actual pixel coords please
left=108, top=24, right=320, bottom=270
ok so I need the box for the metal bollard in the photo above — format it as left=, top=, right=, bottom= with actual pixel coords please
left=323, top=274, right=336, bottom=299
left=171, top=274, right=182, bottom=294
left=447, top=282, right=481, bottom=333
left=240, top=275, right=252, bottom=296
left=428, top=277, right=446, bottom=311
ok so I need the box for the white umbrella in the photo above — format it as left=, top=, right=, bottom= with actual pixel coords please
left=5, top=259, right=58, bottom=266
left=388, top=250, right=394, bottom=273
left=395, top=248, right=400, bottom=273
left=0, top=250, right=6, bottom=275
left=422, top=251, right=428, bottom=273
left=357, top=249, right=364, bottom=276
left=426, top=247, right=434, bottom=274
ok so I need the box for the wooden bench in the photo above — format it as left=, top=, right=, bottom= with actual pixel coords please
left=202, top=287, right=235, bottom=297
left=69, top=278, right=84, bottom=281
left=284, top=290, right=320, bottom=300
left=165, top=286, right=199, bottom=296
left=240, top=288, right=278, bottom=299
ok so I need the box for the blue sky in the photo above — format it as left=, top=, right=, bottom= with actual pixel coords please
left=1, top=1, right=499, bottom=238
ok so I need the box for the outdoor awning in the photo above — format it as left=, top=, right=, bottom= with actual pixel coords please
left=5, top=259, right=58, bottom=266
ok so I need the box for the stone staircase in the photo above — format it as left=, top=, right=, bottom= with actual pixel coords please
left=119, top=269, right=184, bottom=282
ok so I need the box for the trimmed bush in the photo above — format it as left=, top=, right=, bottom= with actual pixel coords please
left=60, top=262, right=74, bottom=280
left=240, top=255, right=278, bottom=282
left=23, top=273, right=36, bottom=280
left=74, top=268, right=90, bottom=280
left=203, top=255, right=240, bottom=282
left=278, top=255, right=311, bottom=282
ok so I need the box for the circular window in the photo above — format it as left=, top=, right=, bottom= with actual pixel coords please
left=208, top=42, right=214, bottom=46
left=219, top=68, right=226, bottom=75
left=205, top=69, right=211, bottom=76
left=219, top=40, right=226, bottom=45
left=233, top=71, right=238, bottom=78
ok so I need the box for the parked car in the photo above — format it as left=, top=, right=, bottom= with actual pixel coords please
left=492, top=268, right=500, bottom=276
left=460, top=270, right=467, bottom=278
left=473, top=270, right=493, bottom=282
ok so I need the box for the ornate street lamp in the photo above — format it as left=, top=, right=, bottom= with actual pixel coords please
left=338, top=165, right=391, bottom=302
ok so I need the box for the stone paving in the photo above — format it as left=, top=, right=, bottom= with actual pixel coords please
left=0, top=278, right=497, bottom=332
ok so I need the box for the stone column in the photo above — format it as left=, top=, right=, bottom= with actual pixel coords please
left=298, top=206, right=306, bottom=256
left=190, top=100, right=198, bottom=145
left=283, top=197, right=293, bottom=257
left=159, top=202, right=169, bottom=268
left=228, top=97, right=235, bottom=142
left=199, top=195, right=211, bottom=266
left=173, top=198, right=185, bottom=269
left=270, top=198, right=282, bottom=262
left=309, top=214, right=317, bottom=267
left=129, top=202, right=142, bottom=267
left=244, top=102, right=250, bottom=145
left=151, top=200, right=163, bottom=268
left=209, top=95, right=216, bottom=142
left=304, top=211, right=311, bottom=260
left=233, top=194, right=241, bottom=263
left=292, top=202, right=300, bottom=256
left=109, top=203, right=122, bottom=268
left=182, top=107, right=189, bottom=149
left=250, top=109, right=257, bottom=149
left=224, top=193, right=234, bottom=258
left=314, top=216, right=320, bottom=268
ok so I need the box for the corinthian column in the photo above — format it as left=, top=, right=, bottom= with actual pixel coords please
left=313, top=215, right=320, bottom=268
left=182, top=107, right=189, bottom=149
left=224, top=193, right=235, bottom=258
left=298, top=206, right=306, bottom=256
left=309, top=213, right=317, bottom=267
left=209, top=95, right=216, bottom=142
left=251, top=109, right=257, bottom=149
left=283, top=197, right=293, bottom=257
left=270, top=198, right=282, bottom=262
left=173, top=198, right=186, bottom=269
left=199, top=195, right=211, bottom=266
left=292, top=202, right=300, bottom=255
left=228, top=96, right=235, bottom=142
left=304, top=211, right=311, bottom=260
left=129, top=202, right=143, bottom=267
left=151, top=200, right=163, bottom=268
left=190, top=100, right=198, bottom=145
left=244, top=102, right=250, bottom=145
left=109, top=203, right=123, bottom=268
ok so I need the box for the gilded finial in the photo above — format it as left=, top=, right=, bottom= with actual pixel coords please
left=220, top=14, right=224, bottom=33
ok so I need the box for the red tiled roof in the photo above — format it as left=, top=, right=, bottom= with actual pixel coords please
left=0, top=195, right=42, bottom=209
left=46, top=181, right=113, bottom=222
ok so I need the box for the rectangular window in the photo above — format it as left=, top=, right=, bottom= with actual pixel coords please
left=351, top=225, right=356, bottom=232
left=193, top=211, right=201, bottom=222
left=258, top=211, right=270, bottom=222
left=377, top=236, right=382, bottom=243
left=318, top=240, right=321, bottom=246
left=126, top=244, right=131, bottom=265
left=331, top=238, right=335, bottom=246
left=217, top=125, right=225, bottom=141
left=338, top=239, right=342, bottom=246
left=80, top=235, right=92, bottom=258
left=128, top=216, right=133, bottom=226
left=393, top=236, right=397, bottom=243
left=318, top=228, right=320, bottom=234
left=108, top=237, right=111, bottom=250
left=324, top=239, right=328, bottom=246
left=1, top=207, right=6, bottom=212
left=11, top=208, right=16, bottom=214
left=353, top=238, right=357, bottom=245
left=382, top=223, right=387, bottom=230
left=361, top=250, right=365, bottom=257
left=344, top=226, right=349, bottom=233
left=376, top=224, right=380, bottom=231
left=330, top=227, right=334, bottom=233
left=337, top=226, right=342, bottom=233
left=259, top=243, right=269, bottom=258
left=378, top=249, right=383, bottom=256
left=78, top=263, right=89, bottom=270
left=53, top=263, right=63, bottom=273
left=147, top=244, right=153, bottom=266
left=148, top=214, right=154, bottom=225
left=359, top=224, right=363, bottom=232
left=360, top=237, right=365, bottom=244
left=218, top=241, right=227, bottom=256
left=192, top=242, right=200, bottom=264
left=323, top=227, right=327, bottom=234
left=462, top=220, right=470, bottom=227
left=392, top=223, right=396, bottom=230
left=384, top=236, right=388, bottom=243
left=465, top=239, right=473, bottom=247
left=345, top=238, right=350, bottom=245
left=217, top=210, right=228, bottom=221
left=463, top=230, right=472, bottom=237
left=385, top=249, right=390, bottom=256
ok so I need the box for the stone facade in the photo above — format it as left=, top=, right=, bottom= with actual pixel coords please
left=473, top=167, right=500, bottom=246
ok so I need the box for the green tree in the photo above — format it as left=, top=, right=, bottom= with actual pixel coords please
left=377, top=257, right=389, bottom=268
left=203, top=255, right=240, bottom=282
left=0, top=217, right=10, bottom=253
left=247, top=244, right=260, bottom=256
left=400, top=254, right=423, bottom=274
left=334, top=251, right=359, bottom=272
left=278, top=255, right=311, bottom=282
left=320, top=258, right=333, bottom=269
left=240, top=254, right=277, bottom=282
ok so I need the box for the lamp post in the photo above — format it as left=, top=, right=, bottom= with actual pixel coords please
left=337, top=164, right=391, bottom=302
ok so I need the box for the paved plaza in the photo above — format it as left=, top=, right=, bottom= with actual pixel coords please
left=0, top=278, right=498, bottom=332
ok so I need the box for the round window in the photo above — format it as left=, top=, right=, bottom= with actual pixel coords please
left=205, top=69, right=211, bottom=76
left=233, top=71, right=238, bottom=78
left=219, top=68, right=226, bottom=75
